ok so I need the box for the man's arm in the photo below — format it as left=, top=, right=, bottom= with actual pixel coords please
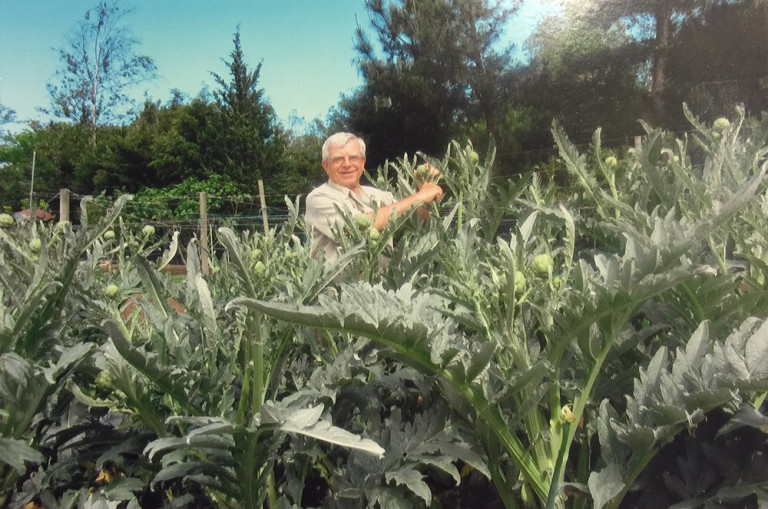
left=369, top=181, right=443, bottom=231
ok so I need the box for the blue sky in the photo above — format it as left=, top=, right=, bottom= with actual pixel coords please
left=0, top=1, right=555, bottom=131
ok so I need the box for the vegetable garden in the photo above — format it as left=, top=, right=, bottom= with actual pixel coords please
left=2, top=106, right=768, bottom=508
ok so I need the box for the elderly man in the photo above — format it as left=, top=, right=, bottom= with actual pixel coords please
left=305, top=132, right=443, bottom=262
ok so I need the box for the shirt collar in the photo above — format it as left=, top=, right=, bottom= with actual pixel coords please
left=326, top=179, right=360, bottom=196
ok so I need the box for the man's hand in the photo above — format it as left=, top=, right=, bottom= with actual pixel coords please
left=416, top=181, right=443, bottom=203
left=414, top=164, right=443, bottom=202
left=371, top=180, right=443, bottom=230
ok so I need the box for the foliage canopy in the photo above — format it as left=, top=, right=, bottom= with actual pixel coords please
left=45, top=1, right=157, bottom=128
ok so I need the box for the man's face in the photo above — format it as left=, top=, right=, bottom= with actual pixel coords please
left=322, top=139, right=366, bottom=191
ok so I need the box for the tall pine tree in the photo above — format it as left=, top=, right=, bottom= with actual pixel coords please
left=211, top=30, right=284, bottom=191
left=335, top=0, right=517, bottom=168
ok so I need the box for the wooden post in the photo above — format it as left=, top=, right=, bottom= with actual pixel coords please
left=29, top=151, right=36, bottom=233
left=634, top=136, right=642, bottom=150
left=199, top=191, right=210, bottom=276
left=258, top=179, right=269, bottom=234
left=59, top=189, right=70, bottom=222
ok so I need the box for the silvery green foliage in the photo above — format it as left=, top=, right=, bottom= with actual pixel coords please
left=334, top=404, right=488, bottom=507
left=230, top=281, right=495, bottom=389
left=250, top=108, right=768, bottom=509
left=0, top=196, right=135, bottom=507
left=591, top=318, right=768, bottom=508
left=3, top=108, right=768, bottom=509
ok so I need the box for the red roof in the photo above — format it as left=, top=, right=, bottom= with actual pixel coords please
left=14, top=209, right=55, bottom=221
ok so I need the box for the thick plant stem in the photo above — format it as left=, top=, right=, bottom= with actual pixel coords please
left=252, top=311, right=264, bottom=414
left=488, top=459, right=520, bottom=509
left=237, top=340, right=252, bottom=425
left=546, top=421, right=572, bottom=509
left=708, top=235, right=728, bottom=275
left=567, top=310, right=632, bottom=449
left=0, top=470, right=18, bottom=509
left=250, top=311, right=274, bottom=508
left=544, top=385, right=565, bottom=507
left=240, top=433, right=260, bottom=509
left=236, top=431, right=277, bottom=509
left=266, top=469, right=278, bottom=509
left=753, top=392, right=767, bottom=409
left=436, top=370, right=548, bottom=499
left=573, top=432, right=591, bottom=509
left=544, top=306, right=633, bottom=507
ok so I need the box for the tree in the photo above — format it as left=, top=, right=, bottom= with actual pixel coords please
left=46, top=1, right=156, bottom=130
left=0, top=122, right=98, bottom=200
left=211, top=30, right=285, bottom=194
left=0, top=105, right=15, bottom=130
left=570, top=0, right=734, bottom=124
left=0, top=128, right=31, bottom=209
left=666, top=0, right=768, bottom=123
left=281, top=118, right=328, bottom=195
left=138, top=96, right=224, bottom=188
left=522, top=7, right=650, bottom=142
left=338, top=0, right=518, bottom=170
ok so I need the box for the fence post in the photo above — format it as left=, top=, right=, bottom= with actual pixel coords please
left=29, top=151, right=37, bottom=233
left=59, top=189, right=70, bottom=222
left=199, top=191, right=210, bottom=276
left=258, top=179, right=269, bottom=234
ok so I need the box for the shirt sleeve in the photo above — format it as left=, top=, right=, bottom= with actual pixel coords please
left=367, top=188, right=395, bottom=208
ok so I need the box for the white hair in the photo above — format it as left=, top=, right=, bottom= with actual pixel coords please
left=322, top=132, right=366, bottom=161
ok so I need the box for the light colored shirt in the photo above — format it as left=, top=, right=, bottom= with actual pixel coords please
left=305, top=180, right=395, bottom=262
